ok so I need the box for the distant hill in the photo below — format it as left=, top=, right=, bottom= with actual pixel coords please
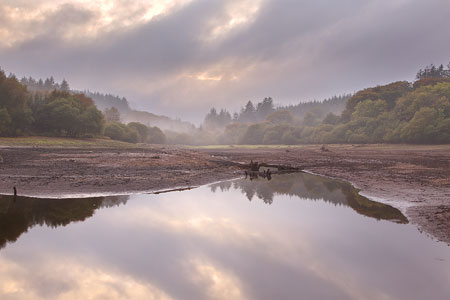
left=19, top=75, right=195, bottom=132
left=280, top=94, right=351, bottom=120
left=83, top=91, right=131, bottom=113
left=200, top=62, right=450, bottom=145
left=122, top=110, right=194, bottom=132
left=202, top=94, right=351, bottom=130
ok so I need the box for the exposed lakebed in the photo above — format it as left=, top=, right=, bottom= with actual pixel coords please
left=0, top=173, right=449, bottom=300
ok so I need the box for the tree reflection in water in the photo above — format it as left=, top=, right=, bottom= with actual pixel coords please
left=0, top=173, right=408, bottom=251
left=0, top=195, right=129, bottom=249
left=210, top=173, right=408, bottom=224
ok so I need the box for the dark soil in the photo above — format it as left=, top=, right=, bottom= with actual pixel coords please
left=0, top=146, right=239, bottom=197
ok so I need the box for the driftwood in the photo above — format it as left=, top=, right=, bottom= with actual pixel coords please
left=152, top=187, right=196, bottom=194
left=245, top=161, right=272, bottom=181
left=249, top=160, right=259, bottom=171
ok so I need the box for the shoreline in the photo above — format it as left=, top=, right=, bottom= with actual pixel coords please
left=1, top=144, right=449, bottom=245
left=0, top=177, right=243, bottom=199
left=200, top=145, right=450, bottom=245
left=302, top=169, right=410, bottom=215
left=0, top=169, right=419, bottom=232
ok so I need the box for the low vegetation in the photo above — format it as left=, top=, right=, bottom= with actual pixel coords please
left=0, top=136, right=139, bottom=147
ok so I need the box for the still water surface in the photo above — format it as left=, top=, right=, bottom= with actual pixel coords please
left=0, top=173, right=449, bottom=300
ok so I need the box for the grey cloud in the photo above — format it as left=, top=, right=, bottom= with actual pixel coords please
left=218, top=0, right=368, bottom=60
left=2, top=1, right=223, bottom=77
left=1, top=0, right=450, bottom=122
left=44, top=3, right=95, bottom=29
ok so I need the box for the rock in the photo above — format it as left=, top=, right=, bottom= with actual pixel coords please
left=321, top=144, right=330, bottom=152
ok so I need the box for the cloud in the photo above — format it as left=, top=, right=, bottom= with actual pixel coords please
left=0, top=257, right=173, bottom=300
left=0, top=189, right=386, bottom=300
left=0, top=0, right=449, bottom=122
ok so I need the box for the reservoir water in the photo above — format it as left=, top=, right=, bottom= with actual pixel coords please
left=0, top=173, right=449, bottom=300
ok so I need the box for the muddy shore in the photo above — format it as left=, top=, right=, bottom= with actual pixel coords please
left=200, top=145, right=450, bottom=245
left=0, top=146, right=240, bottom=198
left=1, top=144, right=449, bottom=244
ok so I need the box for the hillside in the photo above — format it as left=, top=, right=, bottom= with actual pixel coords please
left=19, top=75, right=194, bottom=132
left=199, top=64, right=450, bottom=145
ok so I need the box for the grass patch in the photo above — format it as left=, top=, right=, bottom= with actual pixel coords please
left=187, top=144, right=450, bottom=151
left=187, top=144, right=311, bottom=149
left=0, top=136, right=141, bottom=148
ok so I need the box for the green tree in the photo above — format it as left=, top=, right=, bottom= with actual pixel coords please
left=220, top=123, right=248, bottom=144
left=147, top=126, right=166, bottom=144
left=60, top=79, right=70, bottom=91
left=266, top=110, right=294, bottom=124
left=32, top=91, right=103, bottom=137
left=0, top=108, right=12, bottom=135
left=303, top=112, right=318, bottom=126
left=256, top=97, right=275, bottom=120
left=104, top=122, right=146, bottom=144
left=203, top=108, right=232, bottom=129
left=239, top=101, right=256, bottom=123
left=352, top=99, right=387, bottom=119
left=322, top=113, right=340, bottom=125
left=128, top=122, right=149, bottom=142
left=104, top=123, right=126, bottom=141
left=80, top=106, right=104, bottom=137
left=400, top=107, right=439, bottom=143
left=238, top=123, right=267, bottom=144
left=341, top=81, right=411, bottom=121
left=104, top=107, right=121, bottom=123
left=0, top=70, right=33, bottom=135
left=123, top=126, right=139, bottom=143
left=262, top=124, right=292, bottom=144
left=281, top=129, right=299, bottom=145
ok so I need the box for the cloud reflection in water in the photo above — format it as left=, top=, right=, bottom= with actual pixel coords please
left=0, top=173, right=449, bottom=300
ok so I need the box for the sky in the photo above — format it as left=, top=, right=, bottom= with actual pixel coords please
left=1, top=0, right=449, bottom=123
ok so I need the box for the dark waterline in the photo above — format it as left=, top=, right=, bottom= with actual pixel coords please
left=0, top=173, right=449, bottom=300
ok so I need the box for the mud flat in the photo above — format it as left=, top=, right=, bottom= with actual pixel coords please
left=0, top=146, right=239, bottom=198
left=1, top=143, right=449, bottom=245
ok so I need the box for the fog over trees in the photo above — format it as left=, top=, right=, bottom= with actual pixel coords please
left=199, top=63, right=450, bottom=145
left=1, top=62, right=450, bottom=145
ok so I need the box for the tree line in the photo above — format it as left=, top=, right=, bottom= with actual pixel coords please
left=203, top=95, right=349, bottom=130
left=20, top=75, right=132, bottom=113
left=3, top=61, right=449, bottom=145
left=20, top=74, right=200, bottom=136
left=103, top=107, right=166, bottom=143
left=20, top=76, right=70, bottom=92
left=0, top=71, right=96, bottom=137
left=0, top=69, right=167, bottom=144
left=198, top=62, right=450, bottom=145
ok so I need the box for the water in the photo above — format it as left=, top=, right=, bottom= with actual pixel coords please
left=0, top=173, right=449, bottom=300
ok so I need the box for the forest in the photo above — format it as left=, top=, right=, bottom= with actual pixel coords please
left=199, top=63, right=450, bottom=145
left=19, top=75, right=193, bottom=134
left=0, top=72, right=103, bottom=138
left=0, top=70, right=166, bottom=143
left=1, top=63, right=450, bottom=145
